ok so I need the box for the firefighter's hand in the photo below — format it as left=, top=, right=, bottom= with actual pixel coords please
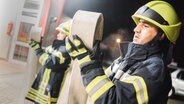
left=66, top=35, right=103, bottom=65
left=65, top=35, right=91, bottom=65
left=90, top=40, right=103, bottom=63
left=29, top=39, right=41, bottom=50
left=29, top=39, right=43, bottom=56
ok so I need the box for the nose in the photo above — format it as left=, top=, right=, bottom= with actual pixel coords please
left=134, top=23, right=141, bottom=33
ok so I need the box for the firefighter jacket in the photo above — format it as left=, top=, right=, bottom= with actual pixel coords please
left=80, top=42, right=171, bottom=104
left=26, top=39, right=71, bottom=104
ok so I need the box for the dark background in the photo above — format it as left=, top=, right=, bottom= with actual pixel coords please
left=63, top=0, right=184, bottom=67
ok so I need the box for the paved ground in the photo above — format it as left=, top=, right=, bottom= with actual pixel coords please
left=0, top=59, right=25, bottom=104
left=168, top=95, right=184, bottom=104
left=0, top=73, right=24, bottom=104
left=0, top=59, right=35, bottom=104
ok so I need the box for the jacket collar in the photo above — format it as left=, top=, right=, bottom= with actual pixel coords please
left=52, top=39, right=65, bottom=49
left=119, top=42, right=161, bottom=61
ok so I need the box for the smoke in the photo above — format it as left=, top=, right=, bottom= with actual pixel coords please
left=100, top=28, right=133, bottom=67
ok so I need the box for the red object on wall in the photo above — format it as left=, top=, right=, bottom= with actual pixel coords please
left=7, top=22, right=13, bottom=36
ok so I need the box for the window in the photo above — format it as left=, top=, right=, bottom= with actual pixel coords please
left=177, top=71, right=184, bottom=80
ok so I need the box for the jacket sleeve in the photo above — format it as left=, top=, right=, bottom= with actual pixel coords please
left=38, top=47, right=71, bottom=70
left=80, top=57, right=166, bottom=104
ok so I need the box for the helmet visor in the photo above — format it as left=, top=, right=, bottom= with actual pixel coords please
left=134, top=6, right=168, bottom=25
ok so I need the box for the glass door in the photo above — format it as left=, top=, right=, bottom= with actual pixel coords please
left=9, top=0, right=44, bottom=65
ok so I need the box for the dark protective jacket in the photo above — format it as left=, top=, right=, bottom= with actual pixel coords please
left=26, top=40, right=71, bottom=104
left=81, top=42, right=171, bottom=104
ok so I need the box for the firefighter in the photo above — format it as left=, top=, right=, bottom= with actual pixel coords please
left=65, top=1, right=181, bottom=104
left=26, top=20, right=72, bottom=104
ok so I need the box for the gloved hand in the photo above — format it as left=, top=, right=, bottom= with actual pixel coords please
left=90, top=40, right=103, bottom=62
left=29, top=39, right=41, bottom=50
left=28, top=39, right=43, bottom=56
left=65, top=35, right=103, bottom=65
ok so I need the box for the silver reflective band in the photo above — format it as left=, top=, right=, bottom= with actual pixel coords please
left=114, top=69, right=124, bottom=80
left=121, top=76, right=148, bottom=104
left=136, top=6, right=168, bottom=25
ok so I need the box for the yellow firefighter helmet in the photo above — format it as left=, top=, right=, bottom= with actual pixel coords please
left=56, top=20, right=72, bottom=36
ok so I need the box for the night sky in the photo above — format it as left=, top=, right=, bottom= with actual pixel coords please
left=63, top=0, right=184, bottom=67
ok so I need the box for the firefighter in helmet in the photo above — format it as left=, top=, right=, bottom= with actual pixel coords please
left=65, top=1, right=181, bottom=104
left=26, top=20, right=72, bottom=104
